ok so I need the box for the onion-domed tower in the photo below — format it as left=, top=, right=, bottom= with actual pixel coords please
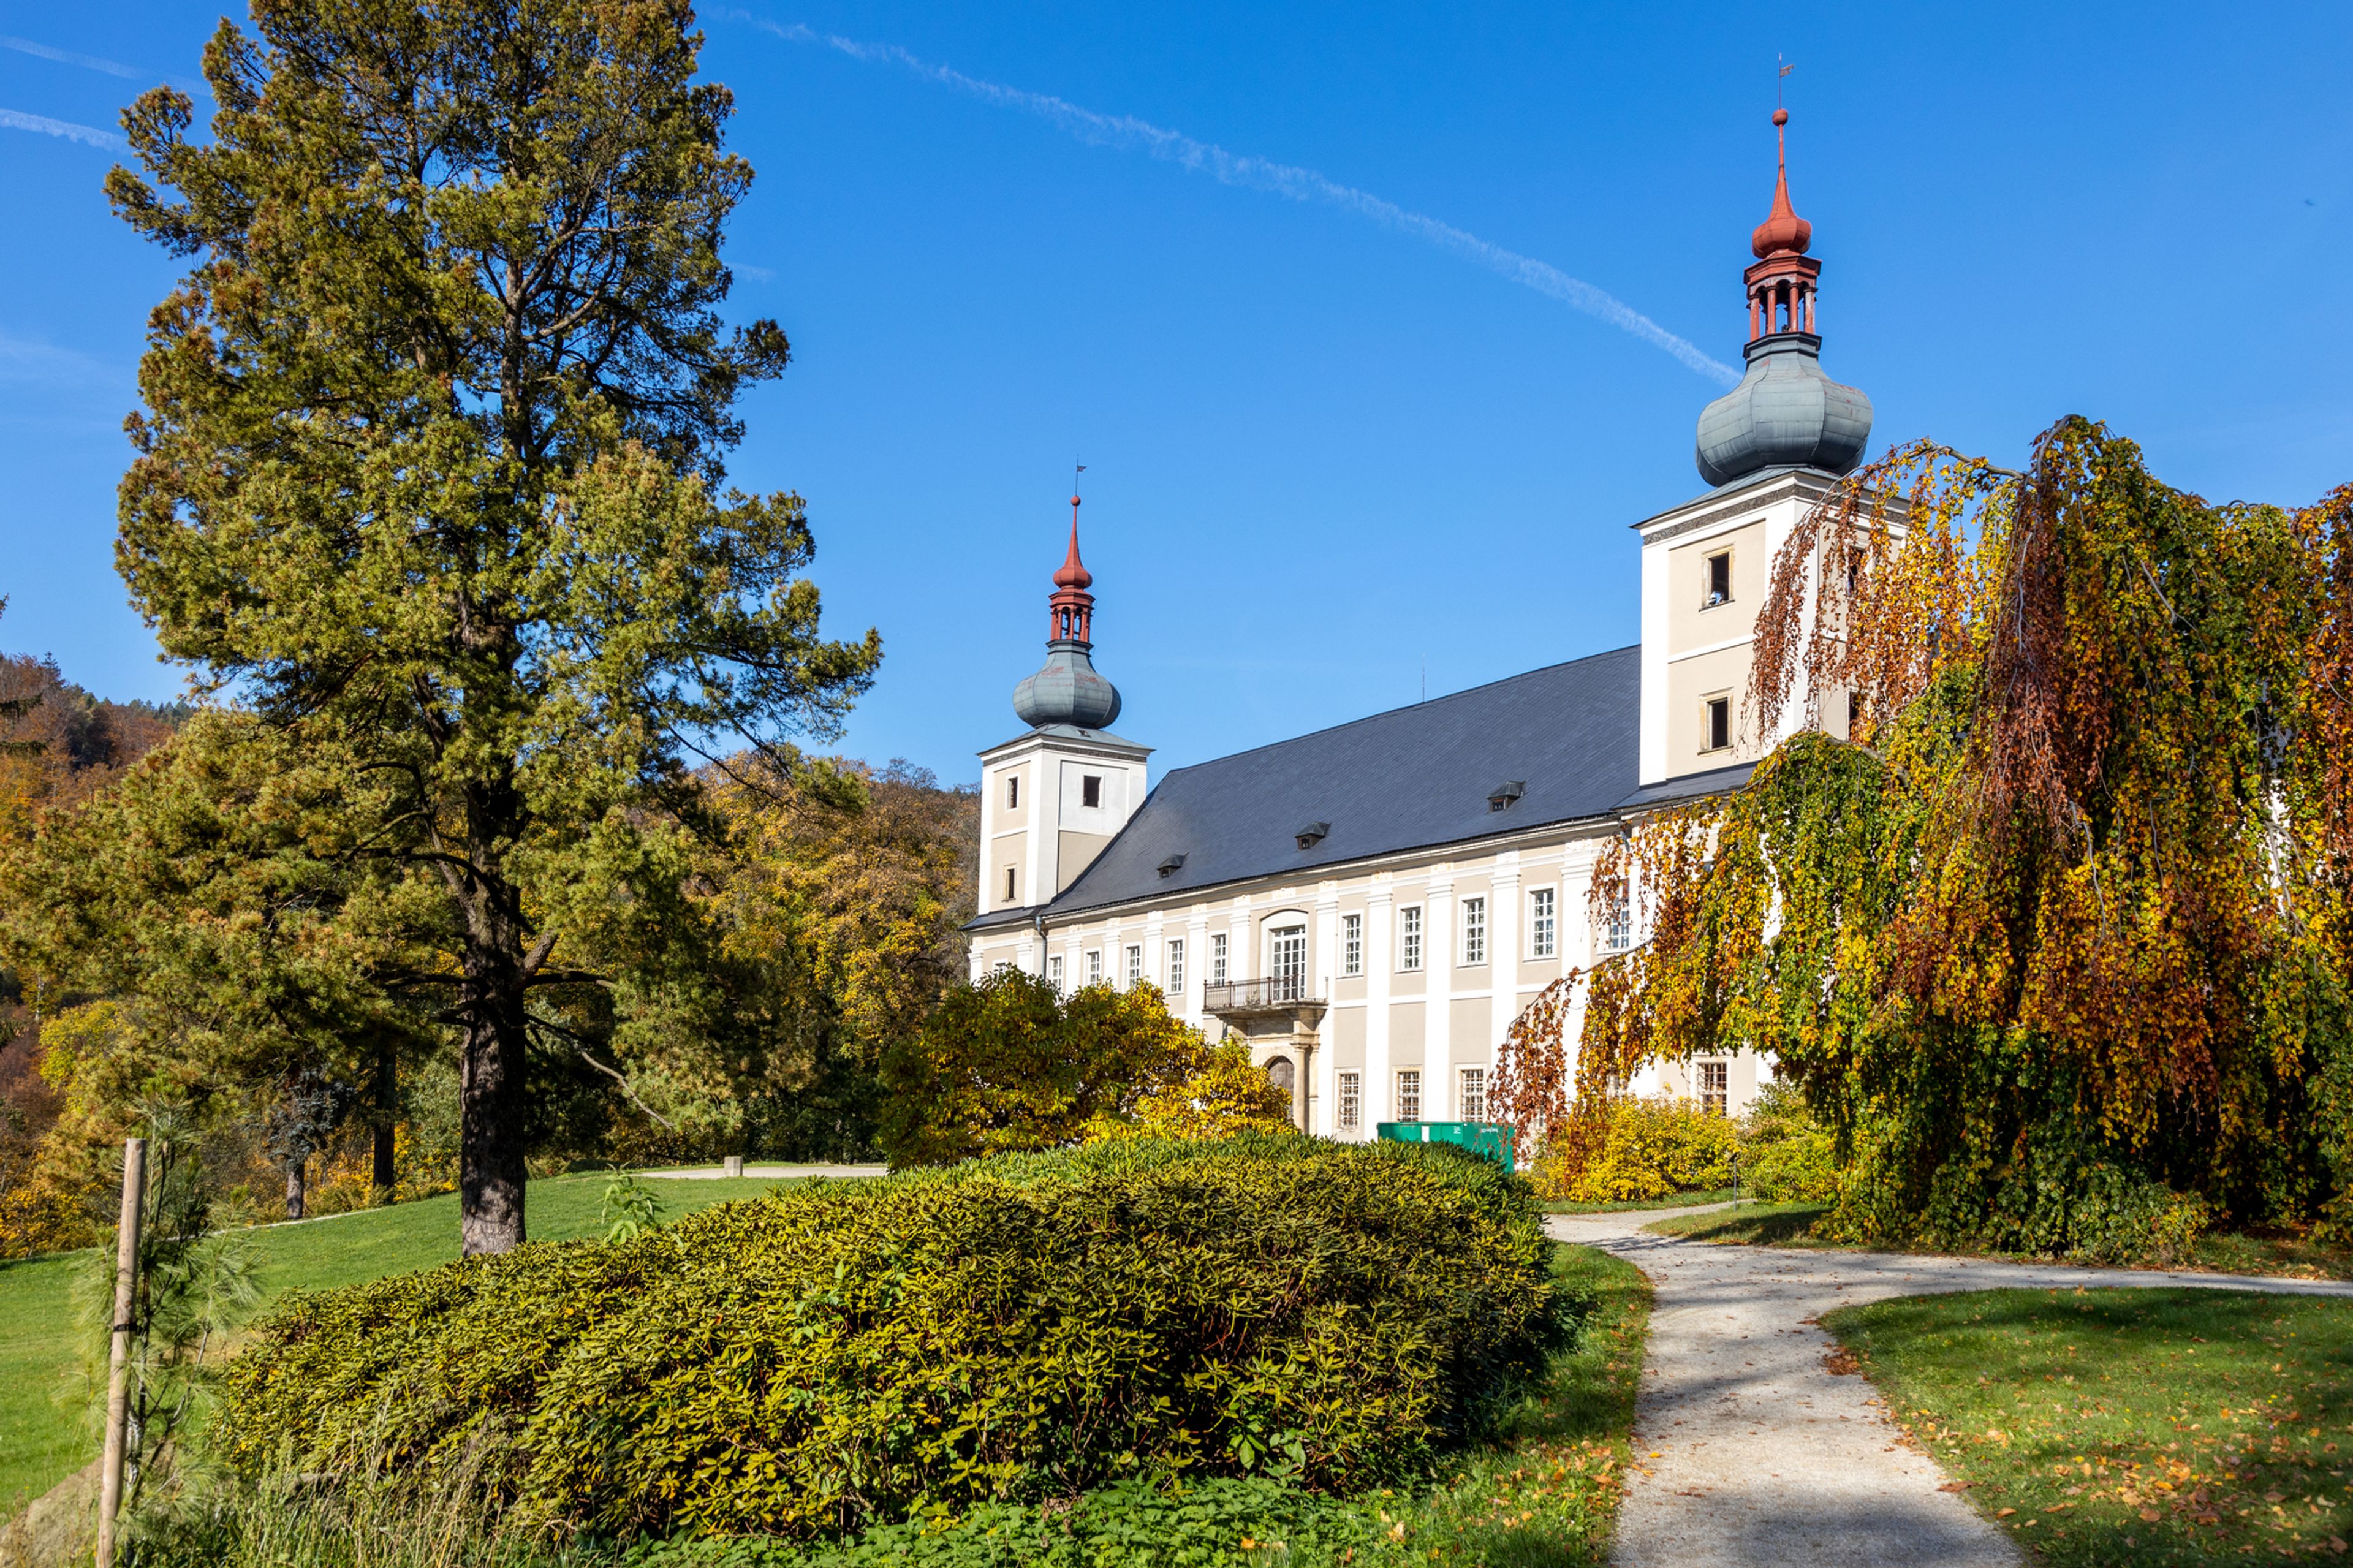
left=1694, top=108, right=1874, bottom=486
left=1011, top=495, right=1123, bottom=729
left=972, top=490, right=1151, bottom=934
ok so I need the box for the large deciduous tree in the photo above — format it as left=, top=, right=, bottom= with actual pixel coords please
left=106, top=0, right=879, bottom=1252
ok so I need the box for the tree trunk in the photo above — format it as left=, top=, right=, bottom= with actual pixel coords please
left=372, top=1034, right=398, bottom=1194
left=284, top=1158, right=306, bottom=1221
left=458, top=969, right=531, bottom=1255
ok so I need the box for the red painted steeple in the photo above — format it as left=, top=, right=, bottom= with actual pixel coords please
left=1745, top=108, right=1821, bottom=342
left=1047, top=493, right=1094, bottom=646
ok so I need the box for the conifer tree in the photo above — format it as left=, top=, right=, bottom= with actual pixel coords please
left=105, top=0, right=879, bottom=1252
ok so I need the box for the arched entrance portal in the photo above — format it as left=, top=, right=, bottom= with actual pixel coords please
left=1264, top=1054, right=1296, bottom=1105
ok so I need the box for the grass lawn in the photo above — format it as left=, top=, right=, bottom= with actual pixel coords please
left=0, top=1172, right=791, bottom=1513
left=1541, top=1187, right=1738, bottom=1215
left=1825, top=1287, right=2353, bottom=1564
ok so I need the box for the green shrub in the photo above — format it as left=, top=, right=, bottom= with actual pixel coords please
left=219, top=1136, right=1553, bottom=1542
left=1738, top=1083, right=1840, bottom=1202
left=1566, top=1098, right=1735, bottom=1202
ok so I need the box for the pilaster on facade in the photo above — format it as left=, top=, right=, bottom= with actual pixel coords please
left=1425, top=869, right=1455, bottom=1123
left=1364, top=881, right=1393, bottom=1135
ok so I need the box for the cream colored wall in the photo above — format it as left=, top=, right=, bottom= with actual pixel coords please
left=1666, top=519, right=1767, bottom=653
left=1665, top=641, right=1759, bottom=771
left=1055, top=830, right=1112, bottom=892
left=987, top=830, right=1028, bottom=912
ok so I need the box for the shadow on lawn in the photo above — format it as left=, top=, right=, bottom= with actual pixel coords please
left=1650, top=1203, right=1831, bottom=1246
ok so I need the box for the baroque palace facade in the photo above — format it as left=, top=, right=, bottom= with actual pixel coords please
left=964, top=110, right=1871, bottom=1136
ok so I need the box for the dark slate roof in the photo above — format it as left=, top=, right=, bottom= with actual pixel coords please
left=1045, top=646, right=1646, bottom=917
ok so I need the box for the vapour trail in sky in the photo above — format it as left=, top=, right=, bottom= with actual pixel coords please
left=0, top=34, right=142, bottom=79
left=0, top=107, right=125, bottom=150
left=740, top=16, right=1742, bottom=387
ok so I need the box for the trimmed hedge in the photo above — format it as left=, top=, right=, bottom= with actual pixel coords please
left=220, top=1135, right=1553, bottom=1540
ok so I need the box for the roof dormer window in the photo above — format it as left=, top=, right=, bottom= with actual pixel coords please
left=1295, top=821, right=1330, bottom=851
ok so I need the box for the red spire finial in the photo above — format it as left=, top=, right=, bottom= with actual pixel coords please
left=1751, top=107, right=1813, bottom=259
left=1047, top=491, right=1096, bottom=644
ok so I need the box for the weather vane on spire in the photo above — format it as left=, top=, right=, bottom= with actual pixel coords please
left=1778, top=54, right=1794, bottom=108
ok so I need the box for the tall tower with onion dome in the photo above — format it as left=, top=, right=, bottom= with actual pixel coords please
left=1635, top=107, right=1879, bottom=787
left=1694, top=107, right=1874, bottom=486
left=969, top=491, right=1151, bottom=960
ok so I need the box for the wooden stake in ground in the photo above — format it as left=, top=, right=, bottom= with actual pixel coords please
left=94, top=1135, right=145, bottom=1568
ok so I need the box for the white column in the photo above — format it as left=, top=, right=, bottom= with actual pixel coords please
left=1490, top=851, right=1523, bottom=1080
left=1425, top=871, right=1454, bottom=1121
left=1024, top=752, right=1048, bottom=905
left=1143, top=910, right=1165, bottom=1002
left=1185, top=909, right=1209, bottom=1025
left=1313, top=882, right=1339, bottom=1137
left=1365, top=882, right=1393, bottom=1138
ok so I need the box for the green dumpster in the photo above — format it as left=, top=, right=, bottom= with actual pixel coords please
left=1374, top=1120, right=1516, bottom=1170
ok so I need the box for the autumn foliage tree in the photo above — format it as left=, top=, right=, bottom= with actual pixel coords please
left=1515, top=417, right=2353, bottom=1256
left=877, top=972, right=1213, bottom=1168
left=105, top=0, right=879, bottom=1251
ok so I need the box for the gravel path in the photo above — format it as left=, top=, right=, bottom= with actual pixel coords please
left=1547, top=1207, right=2353, bottom=1568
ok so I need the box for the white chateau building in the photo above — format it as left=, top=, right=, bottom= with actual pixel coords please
left=964, top=110, right=1871, bottom=1136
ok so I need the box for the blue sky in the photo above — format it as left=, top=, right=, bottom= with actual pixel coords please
left=2, top=2, right=2349, bottom=784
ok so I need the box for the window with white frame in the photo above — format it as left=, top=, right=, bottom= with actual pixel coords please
left=1399, top=906, right=1423, bottom=971
left=1338, top=1070, right=1362, bottom=1131
left=1047, top=954, right=1064, bottom=991
left=1002, top=866, right=1017, bottom=904
left=1005, top=773, right=1020, bottom=810
left=1460, top=897, right=1487, bottom=965
left=1341, top=912, right=1363, bottom=976
left=1460, top=1067, right=1487, bottom=1122
left=1124, top=944, right=1143, bottom=988
left=1529, top=887, right=1557, bottom=958
left=1697, top=1059, right=1729, bottom=1117
left=1166, top=938, right=1185, bottom=994
left=1395, top=1070, right=1422, bottom=1123
left=1210, top=933, right=1229, bottom=985
left=1086, top=949, right=1102, bottom=985
left=1602, top=892, right=1632, bottom=953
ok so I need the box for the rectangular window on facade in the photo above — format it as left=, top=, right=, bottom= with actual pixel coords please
left=1338, top=1070, right=1362, bottom=1131
left=1697, top=1059, right=1729, bottom=1117
left=1211, top=933, right=1229, bottom=984
left=1846, top=691, right=1866, bottom=741
left=1166, top=938, right=1185, bottom=994
left=1461, top=897, right=1487, bottom=965
left=1529, top=887, right=1557, bottom=958
left=1047, top=954, right=1064, bottom=990
left=1124, top=944, right=1142, bottom=987
left=1006, top=774, right=1019, bottom=810
left=1400, top=906, right=1423, bottom=971
left=1460, top=1067, right=1487, bottom=1123
left=1396, top=1070, right=1422, bottom=1124
left=1082, top=775, right=1102, bottom=808
left=1342, top=912, right=1363, bottom=976
left=1003, top=866, right=1017, bottom=903
left=1706, top=550, right=1732, bottom=607
left=1086, top=949, right=1102, bottom=985
left=1603, top=893, right=1632, bottom=953
left=1705, top=695, right=1732, bottom=752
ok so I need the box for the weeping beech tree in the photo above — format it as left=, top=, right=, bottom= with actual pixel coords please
left=1497, top=418, right=2353, bottom=1251
left=105, top=0, right=879, bottom=1253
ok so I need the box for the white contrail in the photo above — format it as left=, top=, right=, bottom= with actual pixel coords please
left=0, top=107, right=124, bottom=150
left=738, top=17, right=1740, bottom=387
left=0, top=34, right=142, bottom=78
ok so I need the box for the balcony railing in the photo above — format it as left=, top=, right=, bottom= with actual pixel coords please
left=1203, top=976, right=1322, bottom=1012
